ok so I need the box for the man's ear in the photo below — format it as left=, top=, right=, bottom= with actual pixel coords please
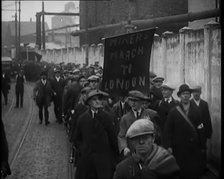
left=151, top=134, right=156, bottom=143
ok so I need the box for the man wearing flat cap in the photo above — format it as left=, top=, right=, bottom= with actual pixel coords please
left=150, top=76, right=164, bottom=107
left=113, top=119, right=180, bottom=179
left=33, top=71, right=53, bottom=125
left=74, top=89, right=119, bottom=179
left=87, top=75, right=100, bottom=90
left=163, top=84, right=208, bottom=179
left=153, top=82, right=179, bottom=145
left=118, top=90, right=160, bottom=158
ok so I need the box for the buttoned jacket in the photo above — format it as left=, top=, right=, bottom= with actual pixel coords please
left=33, top=80, right=53, bottom=107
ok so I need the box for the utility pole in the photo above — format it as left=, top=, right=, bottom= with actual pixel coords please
left=42, top=0, right=45, bottom=50
left=18, top=0, right=21, bottom=60
left=15, top=0, right=18, bottom=61
left=85, top=1, right=89, bottom=66
left=36, top=12, right=42, bottom=49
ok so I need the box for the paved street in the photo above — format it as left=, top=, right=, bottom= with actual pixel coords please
left=2, top=82, right=74, bottom=179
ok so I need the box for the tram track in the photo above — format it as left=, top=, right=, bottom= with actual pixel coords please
left=7, top=82, right=74, bottom=178
left=9, top=83, right=35, bottom=168
left=2, top=85, right=16, bottom=120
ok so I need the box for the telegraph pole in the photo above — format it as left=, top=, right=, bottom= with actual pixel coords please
left=15, top=0, right=18, bottom=61
left=42, top=0, right=45, bottom=50
left=18, top=0, right=21, bottom=60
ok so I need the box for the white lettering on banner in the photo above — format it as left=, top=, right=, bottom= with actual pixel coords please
left=121, top=64, right=132, bottom=75
left=110, top=46, right=144, bottom=61
left=109, top=33, right=149, bottom=47
left=104, top=76, right=146, bottom=91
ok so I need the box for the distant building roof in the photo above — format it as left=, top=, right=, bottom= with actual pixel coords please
left=6, top=21, right=49, bottom=36
left=2, top=21, right=49, bottom=48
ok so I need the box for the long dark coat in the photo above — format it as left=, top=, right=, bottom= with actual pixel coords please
left=0, top=118, right=11, bottom=176
left=74, top=109, right=120, bottom=179
left=112, top=100, right=131, bottom=120
left=69, top=103, right=88, bottom=143
left=163, top=103, right=207, bottom=178
left=62, top=82, right=81, bottom=114
left=153, top=97, right=179, bottom=145
left=15, top=74, right=25, bottom=93
left=33, top=80, right=53, bottom=107
left=1, top=73, right=10, bottom=93
left=112, top=100, right=131, bottom=134
left=190, top=99, right=213, bottom=141
left=50, top=77, right=66, bottom=104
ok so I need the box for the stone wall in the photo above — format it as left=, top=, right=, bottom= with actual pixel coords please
left=39, top=21, right=221, bottom=171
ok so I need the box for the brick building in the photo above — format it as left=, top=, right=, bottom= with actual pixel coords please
left=78, top=0, right=188, bottom=45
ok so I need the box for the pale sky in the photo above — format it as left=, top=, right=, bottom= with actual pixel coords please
left=2, top=0, right=79, bottom=29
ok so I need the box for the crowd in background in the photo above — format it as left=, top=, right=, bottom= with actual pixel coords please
left=1, top=61, right=213, bottom=179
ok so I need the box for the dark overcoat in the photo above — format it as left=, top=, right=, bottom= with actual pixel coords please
left=33, top=80, right=53, bottom=107
left=150, top=86, right=163, bottom=106
left=153, top=97, right=179, bottom=145
left=0, top=118, right=11, bottom=176
left=74, top=109, right=120, bottom=179
left=62, top=82, right=81, bottom=113
left=69, top=103, right=88, bottom=143
left=15, top=74, right=25, bottom=93
left=51, top=77, right=66, bottom=104
left=112, top=100, right=131, bottom=120
left=1, top=73, right=10, bottom=93
left=163, top=103, right=207, bottom=178
left=190, top=99, right=213, bottom=141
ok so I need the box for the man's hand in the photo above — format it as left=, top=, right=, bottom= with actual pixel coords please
left=123, top=147, right=130, bottom=156
left=71, top=109, right=75, bottom=114
left=167, top=147, right=173, bottom=154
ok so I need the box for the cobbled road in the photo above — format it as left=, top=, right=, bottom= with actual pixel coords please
left=2, top=82, right=74, bottom=179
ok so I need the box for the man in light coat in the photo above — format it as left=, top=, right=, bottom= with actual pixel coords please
left=118, top=90, right=160, bottom=158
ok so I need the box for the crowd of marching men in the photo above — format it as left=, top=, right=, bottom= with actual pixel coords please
left=31, top=65, right=213, bottom=179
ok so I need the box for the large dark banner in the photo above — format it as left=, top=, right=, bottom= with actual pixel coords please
left=102, top=28, right=156, bottom=97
